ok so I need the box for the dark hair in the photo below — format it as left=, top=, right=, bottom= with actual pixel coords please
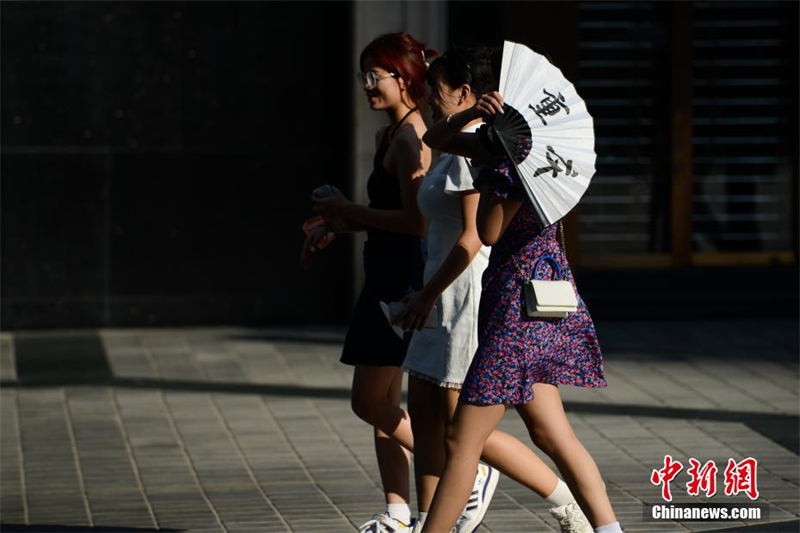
left=360, top=32, right=439, bottom=108
left=427, top=45, right=499, bottom=97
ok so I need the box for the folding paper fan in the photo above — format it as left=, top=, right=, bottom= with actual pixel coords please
left=487, top=40, right=597, bottom=227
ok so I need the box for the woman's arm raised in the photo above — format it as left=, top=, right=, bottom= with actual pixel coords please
left=423, top=91, right=506, bottom=161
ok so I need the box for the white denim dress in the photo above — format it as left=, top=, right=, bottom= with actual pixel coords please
left=403, top=135, right=491, bottom=389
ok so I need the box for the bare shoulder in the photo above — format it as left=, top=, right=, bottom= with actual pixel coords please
left=388, top=122, right=430, bottom=178
left=391, top=123, right=425, bottom=153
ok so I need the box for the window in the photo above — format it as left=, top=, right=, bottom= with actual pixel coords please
left=692, top=1, right=796, bottom=255
left=576, top=1, right=797, bottom=267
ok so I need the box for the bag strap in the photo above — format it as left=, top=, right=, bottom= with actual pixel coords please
left=505, top=221, right=566, bottom=281
left=533, top=255, right=562, bottom=280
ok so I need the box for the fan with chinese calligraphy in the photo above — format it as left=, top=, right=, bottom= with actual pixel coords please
left=488, top=40, right=597, bottom=227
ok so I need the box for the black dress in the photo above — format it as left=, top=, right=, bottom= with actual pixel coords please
left=340, top=126, right=424, bottom=367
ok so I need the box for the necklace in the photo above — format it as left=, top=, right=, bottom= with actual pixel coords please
left=389, top=106, right=418, bottom=138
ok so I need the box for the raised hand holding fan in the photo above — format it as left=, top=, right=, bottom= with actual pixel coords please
left=487, top=41, right=597, bottom=227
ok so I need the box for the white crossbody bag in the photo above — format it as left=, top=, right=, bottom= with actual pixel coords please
left=509, top=224, right=578, bottom=318
left=521, top=256, right=578, bottom=317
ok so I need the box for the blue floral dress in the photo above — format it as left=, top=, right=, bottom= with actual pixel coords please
left=459, top=161, right=606, bottom=406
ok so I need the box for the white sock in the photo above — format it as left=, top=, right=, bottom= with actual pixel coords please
left=594, top=521, right=623, bottom=533
left=545, top=479, right=575, bottom=508
left=416, top=512, right=428, bottom=528
left=387, top=503, right=411, bottom=525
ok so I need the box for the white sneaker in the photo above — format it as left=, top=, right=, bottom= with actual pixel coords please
left=358, top=513, right=413, bottom=533
left=549, top=502, right=593, bottom=533
left=453, top=463, right=499, bottom=533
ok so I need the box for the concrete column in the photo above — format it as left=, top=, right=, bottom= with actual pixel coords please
left=349, top=2, right=447, bottom=302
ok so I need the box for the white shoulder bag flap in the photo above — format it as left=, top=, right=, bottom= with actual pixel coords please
left=521, top=255, right=578, bottom=318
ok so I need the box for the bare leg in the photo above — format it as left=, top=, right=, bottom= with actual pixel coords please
left=442, top=387, right=559, bottom=499
left=482, top=429, right=559, bottom=498
left=376, top=369, right=411, bottom=505
left=352, top=366, right=414, bottom=504
left=422, top=402, right=505, bottom=532
left=408, top=376, right=449, bottom=512
left=412, top=381, right=560, bottom=513
left=515, top=383, right=616, bottom=527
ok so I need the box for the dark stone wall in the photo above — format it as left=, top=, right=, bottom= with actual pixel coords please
left=2, top=2, right=354, bottom=329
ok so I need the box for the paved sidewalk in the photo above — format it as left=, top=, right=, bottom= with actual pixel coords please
left=0, top=320, right=798, bottom=533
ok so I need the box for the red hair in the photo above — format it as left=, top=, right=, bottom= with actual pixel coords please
left=360, top=32, right=439, bottom=108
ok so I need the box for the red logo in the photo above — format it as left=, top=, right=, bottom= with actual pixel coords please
left=687, top=459, right=718, bottom=498
left=651, top=455, right=683, bottom=502
left=724, top=458, right=759, bottom=500
left=652, top=456, right=759, bottom=501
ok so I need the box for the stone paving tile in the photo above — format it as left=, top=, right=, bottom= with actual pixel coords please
left=587, top=365, right=666, bottom=406
left=0, top=388, right=25, bottom=525
left=17, top=388, right=91, bottom=526
left=1, top=322, right=797, bottom=532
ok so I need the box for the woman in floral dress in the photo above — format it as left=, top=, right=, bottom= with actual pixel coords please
left=420, top=91, right=622, bottom=533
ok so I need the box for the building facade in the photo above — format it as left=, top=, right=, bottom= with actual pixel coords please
left=2, top=1, right=797, bottom=329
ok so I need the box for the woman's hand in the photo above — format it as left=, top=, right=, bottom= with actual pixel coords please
left=312, top=186, right=353, bottom=218
left=300, top=225, right=329, bottom=270
left=391, top=289, right=438, bottom=331
left=475, top=91, right=504, bottom=117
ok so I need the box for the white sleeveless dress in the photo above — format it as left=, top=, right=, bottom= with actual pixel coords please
left=402, top=140, right=491, bottom=389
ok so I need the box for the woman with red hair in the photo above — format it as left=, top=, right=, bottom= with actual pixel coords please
left=302, top=32, right=434, bottom=532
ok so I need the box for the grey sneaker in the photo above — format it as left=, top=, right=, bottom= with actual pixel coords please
left=453, top=463, right=499, bottom=533
left=548, top=502, right=593, bottom=533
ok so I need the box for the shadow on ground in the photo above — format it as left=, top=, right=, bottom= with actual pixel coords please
left=7, top=326, right=799, bottom=455
left=2, top=374, right=797, bottom=454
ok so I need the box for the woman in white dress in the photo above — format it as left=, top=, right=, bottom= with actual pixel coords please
left=394, top=46, right=593, bottom=533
